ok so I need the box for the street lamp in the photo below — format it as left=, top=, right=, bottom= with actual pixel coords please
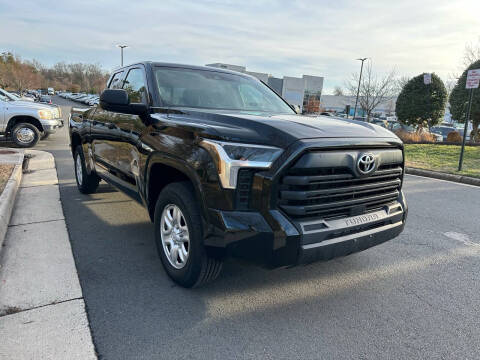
left=353, top=57, right=368, bottom=120
left=116, top=45, right=128, bottom=66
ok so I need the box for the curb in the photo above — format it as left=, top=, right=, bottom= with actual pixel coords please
left=406, top=167, right=480, bottom=187
left=0, top=150, right=24, bottom=250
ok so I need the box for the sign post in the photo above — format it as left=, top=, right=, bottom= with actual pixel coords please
left=458, top=69, right=480, bottom=171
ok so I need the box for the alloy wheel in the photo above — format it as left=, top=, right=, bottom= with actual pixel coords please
left=76, top=154, right=83, bottom=186
left=160, top=204, right=190, bottom=269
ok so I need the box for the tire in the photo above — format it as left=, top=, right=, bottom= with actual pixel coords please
left=154, top=182, right=222, bottom=287
left=11, top=122, right=40, bottom=148
left=41, top=132, right=50, bottom=140
left=74, top=145, right=100, bottom=194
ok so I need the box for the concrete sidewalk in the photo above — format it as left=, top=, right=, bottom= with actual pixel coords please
left=0, top=150, right=96, bottom=360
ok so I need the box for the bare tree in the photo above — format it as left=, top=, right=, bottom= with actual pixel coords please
left=464, top=37, right=480, bottom=67
left=0, top=54, right=109, bottom=93
left=445, top=78, right=457, bottom=97
left=346, top=62, right=397, bottom=121
left=396, top=76, right=410, bottom=94
left=449, top=37, right=480, bottom=81
left=333, top=86, right=344, bottom=96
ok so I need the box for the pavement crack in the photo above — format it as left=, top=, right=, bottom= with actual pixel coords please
left=20, top=184, right=59, bottom=189
left=0, top=297, right=83, bottom=318
left=8, top=218, right=65, bottom=228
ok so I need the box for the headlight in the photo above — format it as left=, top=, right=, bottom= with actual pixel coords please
left=38, top=109, right=53, bottom=120
left=52, top=107, right=61, bottom=118
left=200, top=139, right=283, bottom=189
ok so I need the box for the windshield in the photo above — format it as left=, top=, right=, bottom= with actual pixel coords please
left=0, top=89, right=16, bottom=101
left=154, top=67, right=295, bottom=114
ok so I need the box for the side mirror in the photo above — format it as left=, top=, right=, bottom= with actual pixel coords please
left=100, top=89, right=148, bottom=115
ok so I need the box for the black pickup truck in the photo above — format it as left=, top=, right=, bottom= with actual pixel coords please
left=69, top=62, right=407, bottom=287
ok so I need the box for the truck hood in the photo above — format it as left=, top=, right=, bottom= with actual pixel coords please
left=6, top=100, right=54, bottom=110
left=156, top=109, right=399, bottom=148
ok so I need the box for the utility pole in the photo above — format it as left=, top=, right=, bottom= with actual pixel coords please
left=353, top=58, right=368, bottom=120
left=117, top=45, right=128, bottom=66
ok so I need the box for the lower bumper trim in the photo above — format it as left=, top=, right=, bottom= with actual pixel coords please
left=298, top=220, right=404, bottom=264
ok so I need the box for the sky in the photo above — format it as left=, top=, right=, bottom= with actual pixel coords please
left=1, top=0, right=479, bottom=93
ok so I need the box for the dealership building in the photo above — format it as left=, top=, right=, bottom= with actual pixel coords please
left=206, top=63, right=324, bottom=113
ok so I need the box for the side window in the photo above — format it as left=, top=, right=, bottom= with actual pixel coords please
left=123, top=68, right=147, bottom=104
left=109, top=71, right=124, bottom=89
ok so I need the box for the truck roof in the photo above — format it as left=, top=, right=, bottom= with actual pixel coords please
left=111, top=61, right=251, bottom=77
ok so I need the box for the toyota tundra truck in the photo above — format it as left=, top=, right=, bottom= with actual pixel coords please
left=69, top=62, right=407, bottom=287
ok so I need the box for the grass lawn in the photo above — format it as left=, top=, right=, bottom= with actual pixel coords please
left=0, top=164, right=14, bottom=195
left=404, top=144, right=480, bottom=178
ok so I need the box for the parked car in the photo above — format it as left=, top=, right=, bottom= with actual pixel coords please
left=86, top=96, right=99, bottom=106
left=48, top=87, right=55, bottom=95
left=0, top=92, right=63, bottom=147
left=430, top=126, right=459, bottom=141
left=388, top=122, right=413, bottom=132
left=354, top=116, right=367, bottom=122
left=389, top=122, right=442, bottom=142
left=0, top=88, right=34, bottom=103
left=38, top=95, right=53, bottom=104
left=22, top=93, right=36, bottom=101
left=69, top=62, right=407, bottom=287
left=371, top=119, right=388, bottom=128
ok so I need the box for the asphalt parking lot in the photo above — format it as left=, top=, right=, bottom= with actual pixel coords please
left=30, top=96, right=480, bottom=359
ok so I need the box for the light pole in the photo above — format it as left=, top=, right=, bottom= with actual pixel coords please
left=353, top=57, right=368, bottom=120
left=117, top=45, right=128, bottom=66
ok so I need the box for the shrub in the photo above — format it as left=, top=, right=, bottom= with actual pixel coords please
left=446, top=131, right=462, bottom=143
left=396, top=73, right=447, bottom=128
left=395, top=130, right=436, bottom=143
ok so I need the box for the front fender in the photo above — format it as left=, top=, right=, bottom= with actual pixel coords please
left=144, top=151, right=210, bottom=223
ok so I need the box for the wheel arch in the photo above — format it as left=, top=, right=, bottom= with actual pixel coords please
left=7, top=116, right=44, bottom=133
left=145, top=152, right=208, bottom=223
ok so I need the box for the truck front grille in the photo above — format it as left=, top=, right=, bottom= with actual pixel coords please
left=277, top=149, right=403, bottom=219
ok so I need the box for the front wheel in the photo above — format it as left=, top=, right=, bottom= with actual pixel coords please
left=11, top=122, right=40, bottom=148
left=74, top=145, right=100, bottom=194
left=154, top=182, right=223, bottom=287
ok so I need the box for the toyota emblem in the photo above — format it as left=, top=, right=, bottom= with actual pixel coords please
left=357, top=153, right=376, bottom=175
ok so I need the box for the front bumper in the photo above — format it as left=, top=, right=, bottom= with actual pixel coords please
left=205, top=191, right=407, bottom=268
left=40, top=118, right=64, bottom=134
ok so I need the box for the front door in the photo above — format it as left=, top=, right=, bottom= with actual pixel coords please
left=90, top=67, right=149, bottom=202
left=112, top=66, right=149, bottom=200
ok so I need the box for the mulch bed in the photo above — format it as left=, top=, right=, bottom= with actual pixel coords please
left=0, top=164, right=14, bottom=195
